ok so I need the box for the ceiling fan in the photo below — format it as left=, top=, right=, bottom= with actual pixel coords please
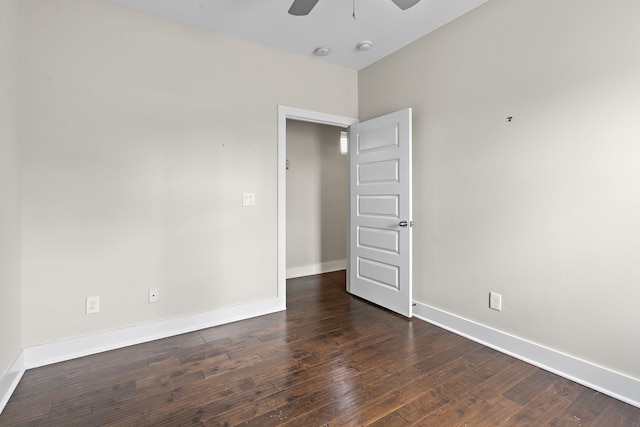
left=288, top=0, right=421, bottom=16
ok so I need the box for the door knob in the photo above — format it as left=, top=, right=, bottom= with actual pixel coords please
left=399, top=221, right=408, bottom=227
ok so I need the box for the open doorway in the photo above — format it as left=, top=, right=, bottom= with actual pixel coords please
left=278, top=106, right=413, bottom=316
left=285, top=120, right=348, bottom=279
left=277, top=106, right=358, bottom=308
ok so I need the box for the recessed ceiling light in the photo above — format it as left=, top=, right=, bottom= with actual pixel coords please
left=356, top=41, right=373, bottom=51
left=313, top=47, right=330, bottom=56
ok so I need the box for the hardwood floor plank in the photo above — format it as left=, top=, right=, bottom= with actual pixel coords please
left=0, top=398, right=52, bottom=425
left=276, top=365, right=425, bottom=426
left=503, top=389, right=571, bottom=427
left=468, top=360, right=539, bottom=403
left=1, top=270, right=639, bottom=426
left=368, top=410, right=412, bottom=426
left=205, top=365, right=387, bottom=426
left=391, top=356, right=494, bottom=424
left=412, top=336, right=483, bottom=374
left=456, top=398, right=522, bottom=426
left=547, top=388, right=618, bottom=426
left=88, top=390, right=176, bottom=426
left=503, top=368, right=560, bottom=406
left=415, top=392, right=489, bottom=425
left=547, top=377, right=591, bottom=403
left=114, top=380, right=277, bottom=426
left=592, top=402, right=640, bottom=427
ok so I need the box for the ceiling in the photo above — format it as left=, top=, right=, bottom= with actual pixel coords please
left=101, top=0, right=489, bottom=70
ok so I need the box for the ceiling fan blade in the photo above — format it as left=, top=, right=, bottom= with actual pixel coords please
left=288, top=0, right=320, bottom=16
left=391, top=0, right=421, bottom=10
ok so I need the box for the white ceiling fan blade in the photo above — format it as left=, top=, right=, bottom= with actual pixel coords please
left=288, top=0, right=320, bottom=16
left=391, top=0, right=421, bottom=11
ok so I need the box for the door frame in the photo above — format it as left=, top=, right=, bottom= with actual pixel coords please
left=277, top=105, right=358, bottom=307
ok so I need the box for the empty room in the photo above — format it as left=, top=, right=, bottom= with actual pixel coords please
left=1, top=0, right=639, bottom=425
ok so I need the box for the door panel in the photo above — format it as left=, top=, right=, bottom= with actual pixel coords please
left=358, top=160, right=399, bottom=184
left=358, top=227, right=399, bottom=254
left=358, top=195, right=399, bottom=218
left=358, top=258, right=399, bottom=289
left=357, top=124, right=399, bottom=152
left=349, top=108, right=412, bottom=317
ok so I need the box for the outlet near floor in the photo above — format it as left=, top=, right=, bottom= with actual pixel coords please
left=149, top=288, right=159, bottom=303
left=489, top=292, right=502, bottom=311
left=86, top=296, right=100, bottom=314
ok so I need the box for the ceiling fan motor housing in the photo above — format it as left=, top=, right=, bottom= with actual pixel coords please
left=289, top=0, right=421, bottom=16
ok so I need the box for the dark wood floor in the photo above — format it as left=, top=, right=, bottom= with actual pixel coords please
left=1, top=271, right=639, bottom=426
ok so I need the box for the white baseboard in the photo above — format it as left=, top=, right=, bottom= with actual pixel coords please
left=0, top=351, right=25, bottom=415
left=286, top=259, right=347, bottom=279
left=24, top=296, right=285, bottom=369
left=1, top=297, right=284, bottom=414
left=4, top=296, right=638, bottom=414
left=413, top=301, right=640, bottom=409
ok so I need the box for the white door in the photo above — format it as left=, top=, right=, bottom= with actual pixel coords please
left=348, top=108, right=412, bottom=317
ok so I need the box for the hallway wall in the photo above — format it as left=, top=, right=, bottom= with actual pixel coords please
left=286, top=121, right=348, bottom=277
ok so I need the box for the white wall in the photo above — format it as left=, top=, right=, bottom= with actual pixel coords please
left=21, top=0, right=357, bottom=347
left=359, top=0, right=640, bottom=381
left=0, top=0, right=23, bottom=378
left=286, top=121, right=348, bottom=275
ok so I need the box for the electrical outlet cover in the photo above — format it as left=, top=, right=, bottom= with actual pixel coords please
left=489, top=292, right=502, bottom=311
left=149, top=288, right=160, bottom=303
left=86, top=296, right=100, bottom=314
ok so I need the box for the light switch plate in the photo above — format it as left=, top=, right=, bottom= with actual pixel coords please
left=243, top=193, right=256, bottom=206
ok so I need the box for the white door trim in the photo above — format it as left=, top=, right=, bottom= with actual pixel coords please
left=277, top=106, right=358, bottom=306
